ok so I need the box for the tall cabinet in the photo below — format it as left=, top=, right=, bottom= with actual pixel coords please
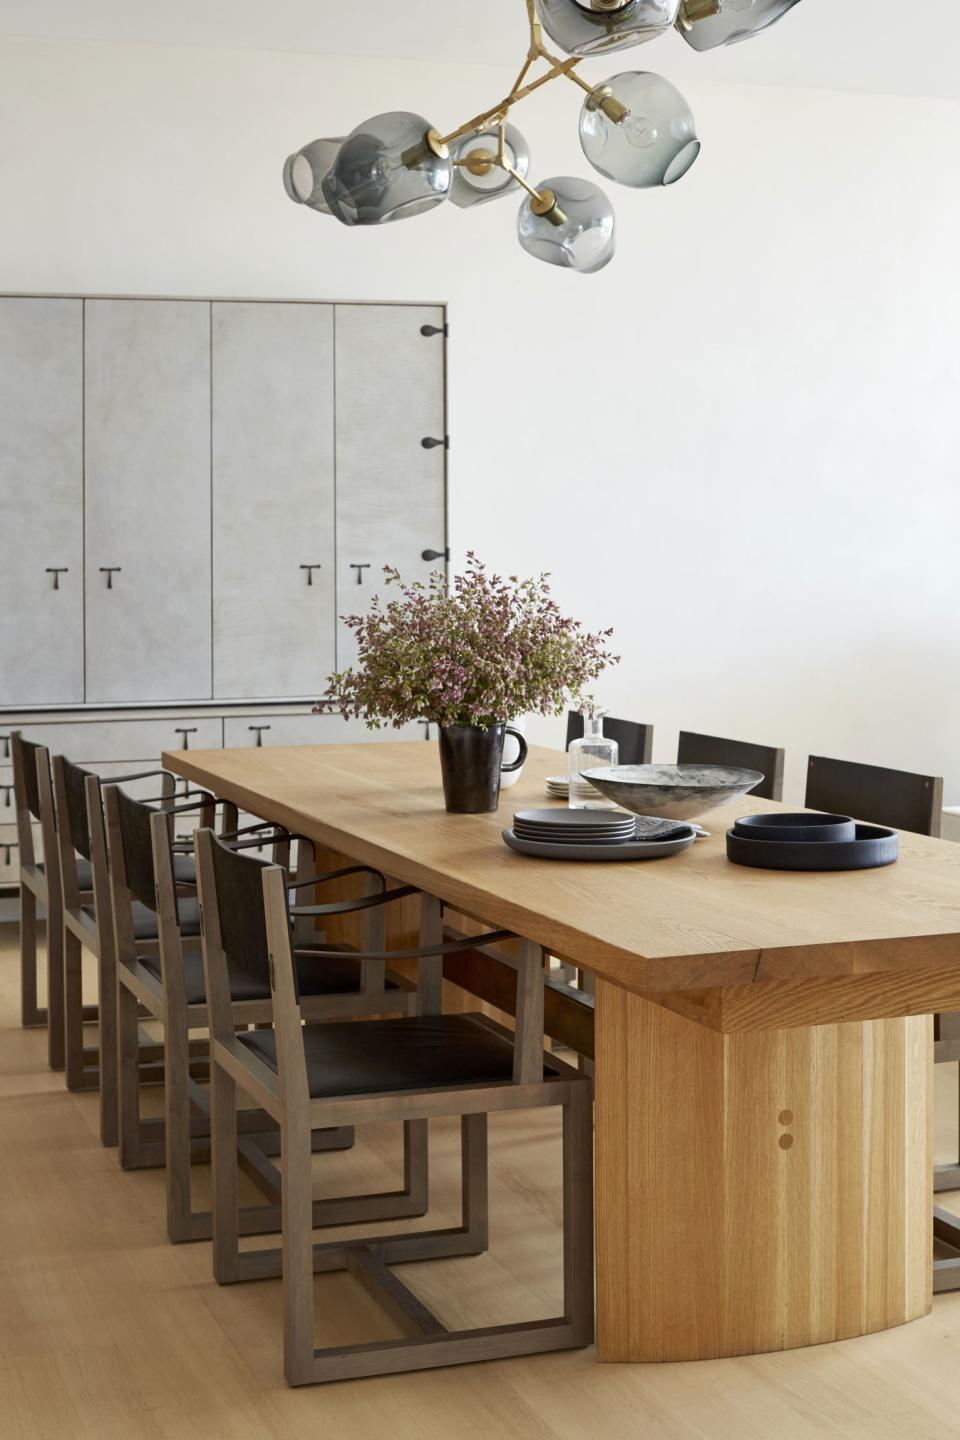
left=0, top=294, right=448, bottom=891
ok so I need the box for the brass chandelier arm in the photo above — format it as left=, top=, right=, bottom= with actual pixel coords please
left=434, top=54, right=582, bottom=149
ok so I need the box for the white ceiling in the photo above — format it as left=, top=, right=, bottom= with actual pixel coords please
left=0, top=0, right=958, bottom=101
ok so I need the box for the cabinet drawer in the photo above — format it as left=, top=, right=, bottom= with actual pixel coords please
left=223, top=713, right=425, bottom=748
left=0, top=717, right=224, bottom=764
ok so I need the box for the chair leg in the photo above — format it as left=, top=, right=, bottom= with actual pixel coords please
left=46, top=900, right=65, bottom=1071
left=19, top=884, right=45, bottom=1031
left=563, top=1082, right=595, bottom=1347
left=97, top=928, right=119, bottom=1148
left=164, top=1019, right=194, bottom=1244
left=63, top=928, right=87, bottom=1090
left=117, top=979, right=143, bottom=1169
left=404, top=1118, right=430, bottom=1217
left=211, top=1061, right=241, bottom=1283
left=461, top=1113, right=489, bottom=1252
left=282, top=1111, right=317, bottom=1387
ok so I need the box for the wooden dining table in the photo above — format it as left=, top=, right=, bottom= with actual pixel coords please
left=162, top=739, right=960, bottom=1364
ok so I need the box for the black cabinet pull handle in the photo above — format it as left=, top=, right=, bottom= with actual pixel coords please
left=99, top=567, right=122, bottom=589
left=421, top=548, right=450, bottom=563
left=248, top=725, right=271, bottom=747
left=1, top=783, right=13, bottom=808
left=350, top=563, right=371, bottom=585
left=299, top=564, right=323, bottom=587
left=45, top=567, right=69, bottom=590
left=420, top=323, right=448, bottom=338
left=0, top=735, right=10, bottom=760
left=2, top=842, right=18, bottom=865
left=174, top=727, right=198, bottom=750
left=418, top=721, right=433, bottom=741
left=421, top=436, right=449, bottom=450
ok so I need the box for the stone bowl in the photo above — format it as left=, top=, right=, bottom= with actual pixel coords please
left=580, top=764, right=765, bottom=821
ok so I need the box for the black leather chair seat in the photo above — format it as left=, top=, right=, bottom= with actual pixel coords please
left=238, top=1013, right=545, bottom=1099
left=82, top=894, right=201, bottom=941
left=139, top=944, right=392, bottom=1007
left=52, top=852, right=195, bottom=895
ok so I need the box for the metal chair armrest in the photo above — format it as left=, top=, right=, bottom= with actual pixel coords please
left=290, top=883, right=418, bottom=917
left=287, top=864, right=386, bottom=892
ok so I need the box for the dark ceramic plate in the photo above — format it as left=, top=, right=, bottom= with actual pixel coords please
left=732, top=812, right=856, bottom=845
left=726, top=822, right=899, bottom=872
left=503, top=829, right=696, bottom=862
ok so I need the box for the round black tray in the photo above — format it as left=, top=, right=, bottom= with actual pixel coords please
left=726, top=822, right=899, bottom=872
left=732, top=812, right=856, bottom=845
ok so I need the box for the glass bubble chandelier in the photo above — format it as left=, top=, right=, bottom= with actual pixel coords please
left=284, top=0, right=804, bottom=275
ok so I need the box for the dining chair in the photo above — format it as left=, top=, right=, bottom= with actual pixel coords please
left=196, top=827, right=594, bottom=1385
left=9, top=731, right=84, bottom=1069
left=677, top=730, right=785, bottom=802
left=51, top=754, right=187, bottom=1143
left=105, top=786, right=429, bottom=1245
left=565, top=711, right=653, bottom=765
left=805, top=754, right=943, bottom=836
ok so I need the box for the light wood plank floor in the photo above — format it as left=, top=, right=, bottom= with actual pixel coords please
left=3, top=922, right=960, bottom=1440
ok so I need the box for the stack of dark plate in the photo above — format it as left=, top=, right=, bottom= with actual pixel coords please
left=503, top=808, right=696, bottom=862
left=726, top=812, right=899, bottom=871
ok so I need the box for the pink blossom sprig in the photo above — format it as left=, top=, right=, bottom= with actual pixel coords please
left=322, top=554, right=618, bottom=730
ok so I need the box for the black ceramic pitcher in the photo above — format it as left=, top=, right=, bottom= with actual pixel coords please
left=437, top=723, right=528, bottom=814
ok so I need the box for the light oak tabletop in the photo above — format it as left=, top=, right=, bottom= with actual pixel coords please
left=162, top=741, right=960, bottom=993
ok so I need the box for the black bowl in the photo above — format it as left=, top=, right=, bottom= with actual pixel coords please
left=726, top=822, right=898, bottom=872
left=732, top=812, right=856, bottom=845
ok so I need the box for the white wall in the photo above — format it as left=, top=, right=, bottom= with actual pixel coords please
left=2, top=33, right=959, bottom=802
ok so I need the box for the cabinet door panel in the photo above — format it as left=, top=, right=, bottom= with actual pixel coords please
left=7, top=715, right=223, bottom=762
left=0, top=298, right=84, bottom=704
left=334, top=304, right=447, bottom=670
left=212, top=302, right=335, bottom=699
left=84, top=300, right=212, bottom=702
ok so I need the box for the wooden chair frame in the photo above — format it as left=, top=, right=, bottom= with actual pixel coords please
left=197, top=830, right=594, bottom=1386
left=107, top=789, right=429, bottom=1245
left=51, top=756, right=172, bottom=1127
left=11, top=733, right=82, bottom=1069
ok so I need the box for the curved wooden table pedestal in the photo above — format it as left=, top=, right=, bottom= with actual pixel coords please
left=595, top=984, right=932, bottom=1362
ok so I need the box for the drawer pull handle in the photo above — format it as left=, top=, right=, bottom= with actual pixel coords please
left=2, top=842, right=18, bottom=865
left=1, top=784, right=13, bottom=808
left=350, top=563, right=371, bottom=585
left=248, top=725, right=271, bottom=747
left=45, top=567, right=69, bottom=590
left=418, top=721, right=433, bottom=741
left=0, top=735, right=10, bottom=761
left=421, top=436, right=449, bottom=450
left=174, top=727, right=198, bottom=750
left=420, top=323, right=448, bottom=338
left=99, top=567, right=122, bottom=589
left=299, top=564, right=323, bottom=586
left=421, top=548, right=449, bottom=563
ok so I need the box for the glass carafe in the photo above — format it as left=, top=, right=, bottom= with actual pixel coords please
left=568, top=711, right=619, bottom=809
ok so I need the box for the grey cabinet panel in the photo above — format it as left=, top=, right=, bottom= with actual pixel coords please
left=84, top=300, right=212, bottom=702
left=222, top=713, right=426, bottom=748
left=0, top=298, right=84, bottom=704
left=334, top=304, right=447, bottom=670
left=8, top=715, right=223, bottom=762
left=212, top=302, right=335, bottom=699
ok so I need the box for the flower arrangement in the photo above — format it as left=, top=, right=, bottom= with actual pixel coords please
left=322, top=554, right=618, bottom=730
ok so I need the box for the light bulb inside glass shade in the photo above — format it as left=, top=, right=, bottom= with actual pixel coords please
left=283, top=138, right=343, bottom=214
left=535, top=0, right=681, bottom=58
left=676, top=0, right=802, bottom=49
left=450, top=124, right=530, bottom=209
left=517, top=177, right=615, bottom=274
left=579, top=73, right=700, bottom=188
left=321, top=112, right=451, bottom=226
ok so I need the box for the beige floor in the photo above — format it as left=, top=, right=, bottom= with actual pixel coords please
left=3, top=923, right=960, bottom=1440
